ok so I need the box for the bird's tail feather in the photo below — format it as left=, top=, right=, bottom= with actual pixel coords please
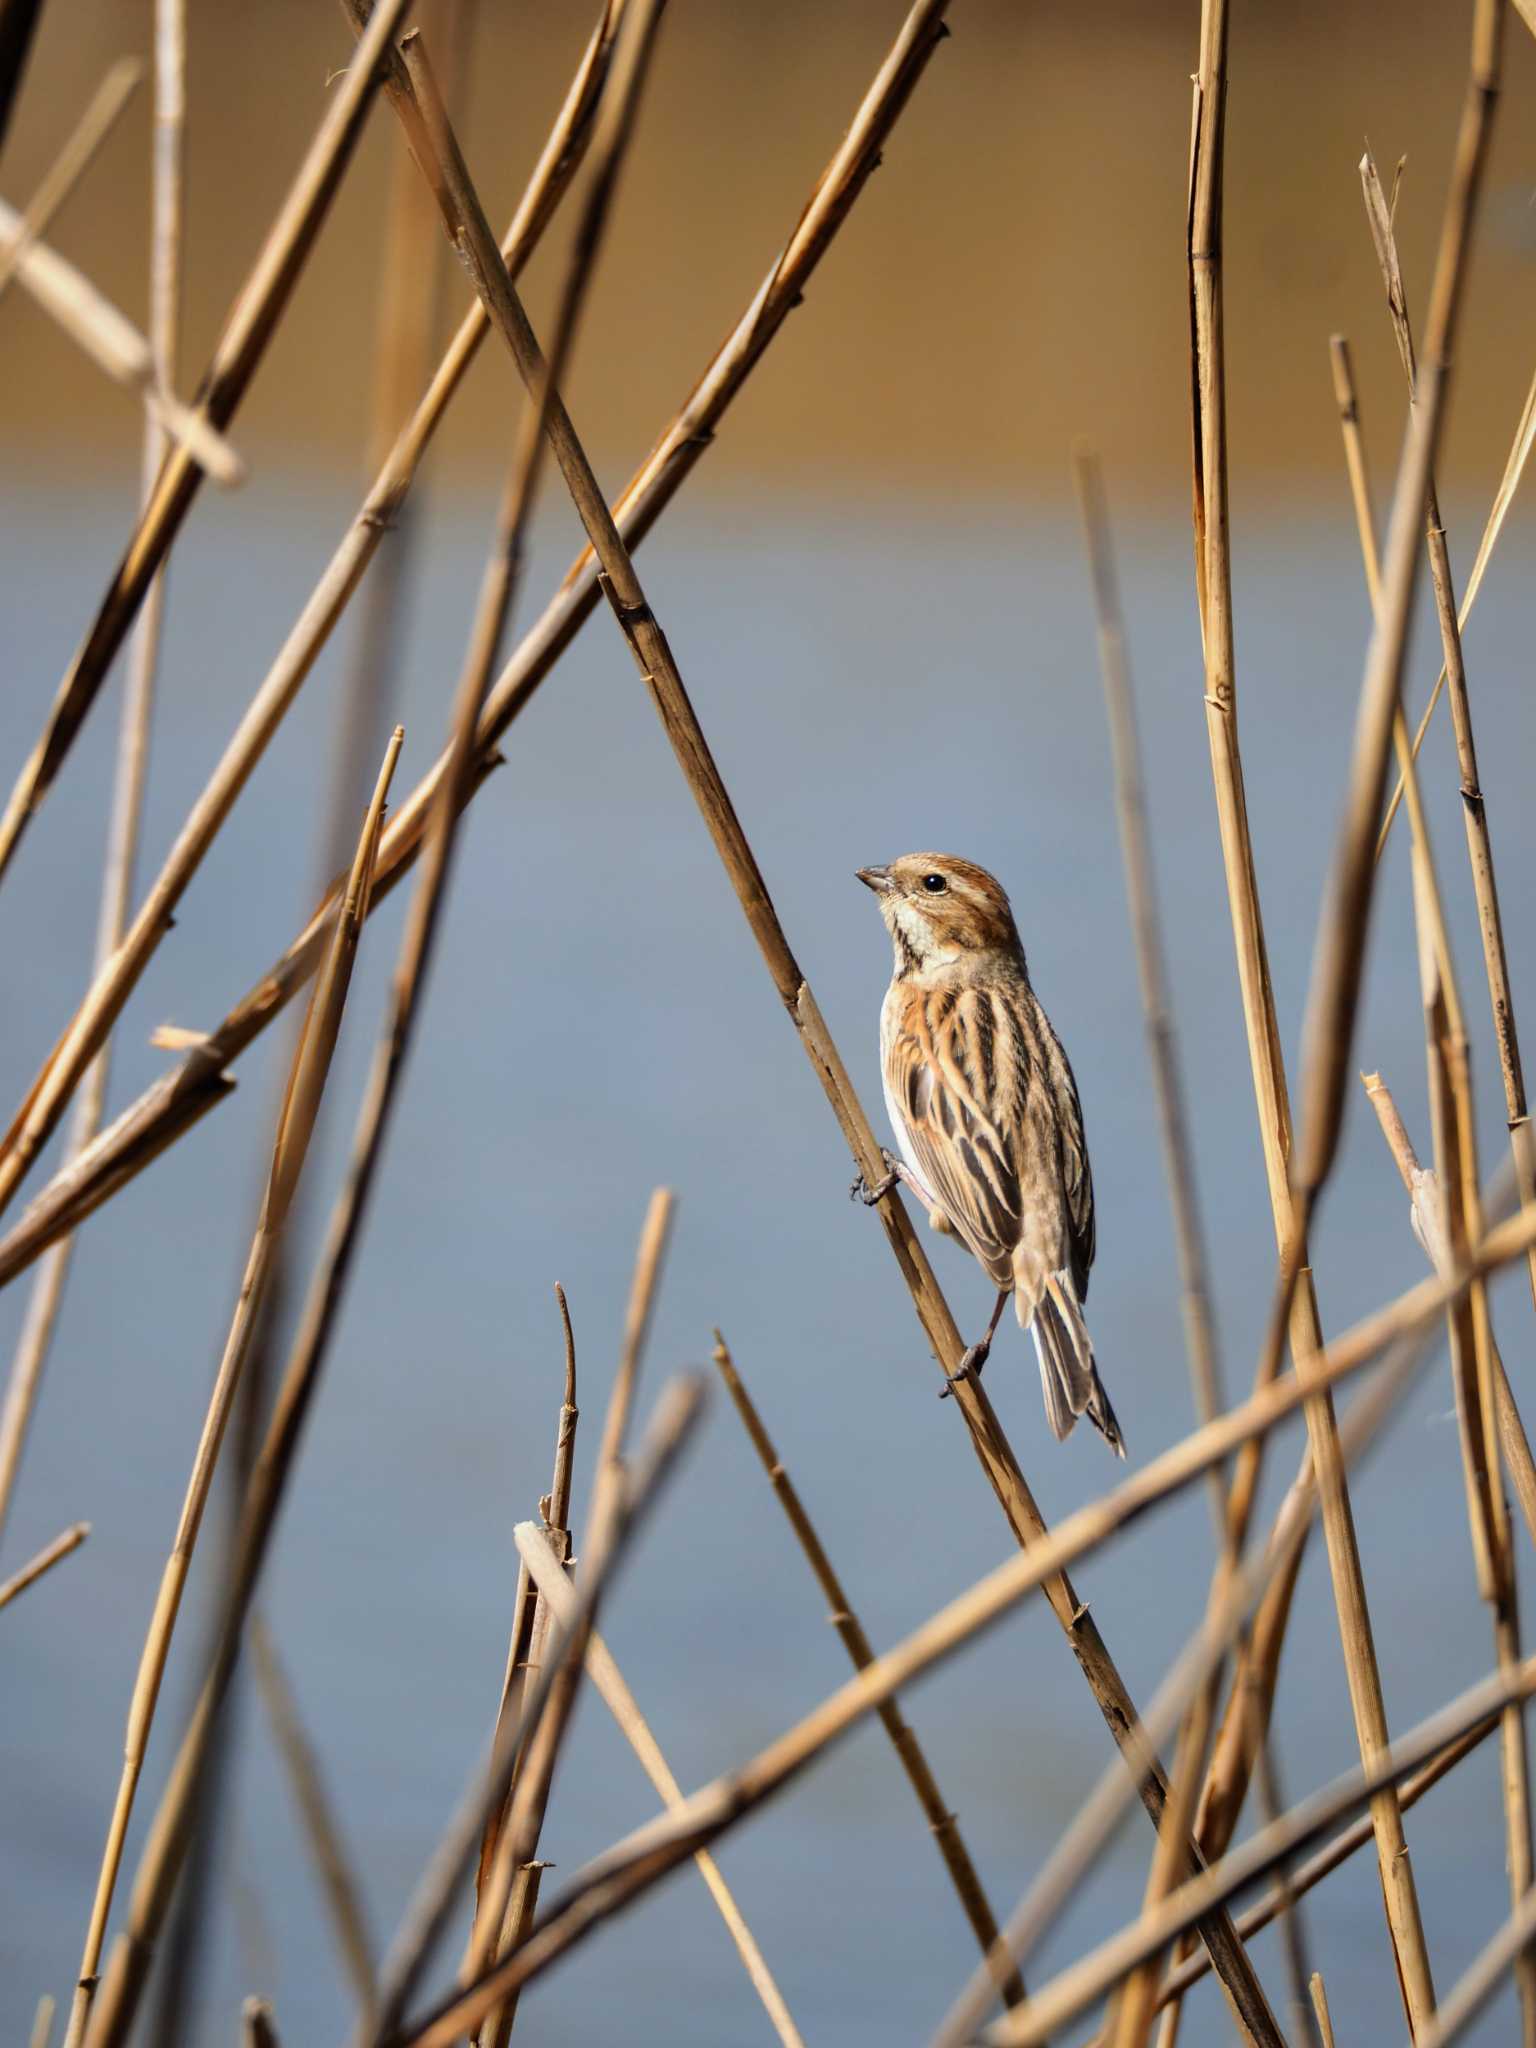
left=1027, top=1274, right=1125, bottom=1458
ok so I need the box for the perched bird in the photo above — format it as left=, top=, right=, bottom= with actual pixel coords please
left=856, top=852, right=1124, bottom=1456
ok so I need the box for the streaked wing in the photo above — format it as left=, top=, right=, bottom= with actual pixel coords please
left=1039, top=1013, right=1095, bottom=1299
left=883, top=987, right=1020, bottom=1289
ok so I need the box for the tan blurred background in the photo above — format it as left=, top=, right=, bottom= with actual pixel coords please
left=4, top=1, right=1535, bottom=507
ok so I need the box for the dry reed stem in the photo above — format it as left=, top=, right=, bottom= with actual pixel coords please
left=0, top=1517, right=87, bottom=1610
left=396, top=1309, right=1471, bottom=2048
left=0, top=0, right=623, bottom=1244
left=0, top=7, right=184, bottom=1558
left=710, top=1333, right=1024, bottom=2009
left=365, top=8, right=1278, bottom=2032
left=931, top=1339, right=1420, bottom=2048
left=321, top=0, right=475, bottom=876
left=517, top=1521, right=806, bottom=2047
left=1359, top=149, right=1536, bottom=1310
left=0, top=58, right=141, bottom=301
left=359, top=1377, right=708, bottom=2048
left=66, top=730, right=401, bottom=2048
left=0, top=199, right=238, bottom=482
left=1159, top=1716, right=1499, bottom=2006
left=1250, top=1737, right=1317, bottom=2045
left=1189, top=0, right=1464, bottom=2020
left=1413, top=1885, right=1536, bottom=2048
left=242, top=1997, right=280, bottom=2048
left=0, top=0, right=954, bottom=1288
left=1363, top=1072, right=1536, bottom=1544
left=250, top=1617, right=377, bottom=2019
left=1310, top=1973, right=1337, bottom=2048
left=470, top=1289, right=579, bottom=1962
left=596, top=1186, right=676, bottom=1479
left=1376, top=358, right=1536, bottom=856
left=0, top=0, right=420, bottom=884
left=981, top=1655, right=1536, bottom=2048
left=29, top=1994, right=54, bottom=2048
left=1073, top=449, right=1241, bottom=2048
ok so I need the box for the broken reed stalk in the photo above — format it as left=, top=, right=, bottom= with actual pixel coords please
left=516, top=1522, right=806, bottom=2048
left=29, top=1994, right=55, bottom=2048
left=360, top=1377, right=709, bottom=2048
left=396, top=1316, right=1491, bottom=2048
left=469, top=1289, right=579, bottom=1970
left=0, top=1, right=185, bottom=1557
left=1188, top=0, right=1474, bottom=2020
left=65, top=731, right=401, bottom=2048
left=0, top=0, right=957, bottom=1289
left=1073, top=447, right=1245, bottom=2048
left=359, top=9, right=1278, bottom=2036
left=1358, top=146, right=1536, bottom=1308
left=0, top=57, right=141, bottom=302
left=710, top=1333, right=1024, bottom=2009
left=242, top=2000, right=280, bottom=2048
left=0, top=1518, right=88, bottom=1611
left=0, top=199, right=238, bottom=483
left=1159, top=1715, right=1500, bottom=2006
left=981, top=1655, right=1536, bottom=2048
left=476, top=1196, right=674, bottom=2048
left=931, top=1329, right=1423, bottom=2048
left=0, top=0, right=619, bottom=1245
left=250, top=1618, right=377, bottom=2020
left=1310, top=1973, right=1337, bottom=2048
left=1363, top=1072, right=1536, bottom=1543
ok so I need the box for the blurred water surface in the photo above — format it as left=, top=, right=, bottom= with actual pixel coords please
left=1, top=463, right=1534, bottom=2044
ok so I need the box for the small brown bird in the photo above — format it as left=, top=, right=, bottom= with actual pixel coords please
left=856, top=852, right=1124, bottom=1456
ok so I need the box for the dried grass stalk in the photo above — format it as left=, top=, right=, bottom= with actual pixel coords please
left=711, top=1333, right=1023, bottom=2008
left=0, top=1518, right=88, bottom=1611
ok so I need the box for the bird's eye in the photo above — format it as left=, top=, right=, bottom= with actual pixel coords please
left=922, top=873, right=947, bottom=893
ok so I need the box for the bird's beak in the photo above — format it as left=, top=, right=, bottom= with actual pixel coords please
left=856, top=865, right=894, bottom=894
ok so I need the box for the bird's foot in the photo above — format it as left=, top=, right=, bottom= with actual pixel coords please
left=938, top=1338, right=990, bottom=1400
left=850, top=1151, right=900, bottom=1206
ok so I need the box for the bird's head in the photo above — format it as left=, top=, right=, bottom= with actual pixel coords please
left=856, top=853, right=1023, bottom=976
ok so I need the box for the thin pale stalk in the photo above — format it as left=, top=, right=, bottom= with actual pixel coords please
left=711, top=1332, right=1024, bottom=2008
left=0, top=6, right=183, bottom=1554
left=30, top=1996, right=55, bottom=2048
left=67, top=732, right=400, bottom=2048
left=0, top=0, right=958, bottom=1285
left=0, top=57, right=140, bottom=301
left=596, top=1186, right=675, bottom=1478
left=0, top=200, right=238, bottom=481
left=250, top=1618, right=376, bottom=2019
left=0, top=0, right=418, bottom=882
left=1310, top=1974, right=1337, bottom=2048
left=0, top=1518, right=87, bottom=1610
left=1073, top=449, right=1239, bottom=2048
left=517, top=1522, right=805, bottom=2047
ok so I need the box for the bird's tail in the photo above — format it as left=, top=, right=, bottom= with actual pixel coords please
left=1025, top=1273, right=1125, bottom=1458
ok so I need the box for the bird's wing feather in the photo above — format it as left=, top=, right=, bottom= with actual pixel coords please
left=884, top=989, right=1020, bottom=1289
left=1040, top=1019, right=1095, bottom=1300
